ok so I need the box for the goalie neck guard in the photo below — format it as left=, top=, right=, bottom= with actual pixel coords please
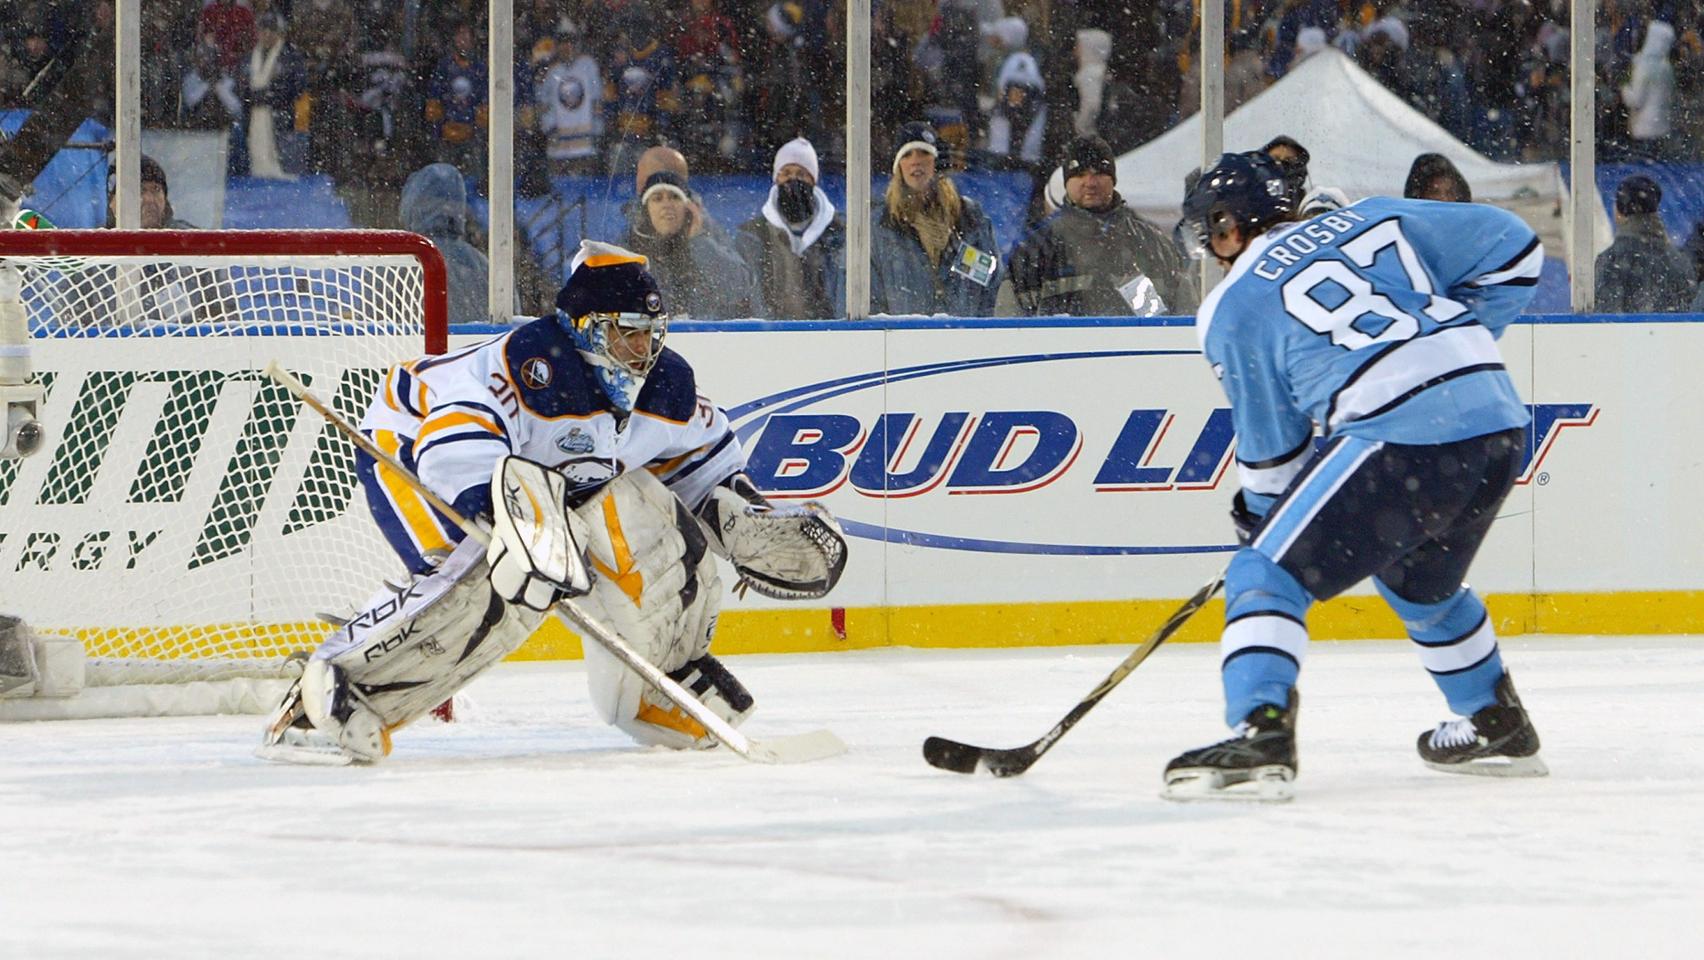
left=555, top=240, right=670, bottom=413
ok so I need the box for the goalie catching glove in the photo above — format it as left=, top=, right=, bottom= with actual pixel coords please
left=696, top=473, right=847, bottom=600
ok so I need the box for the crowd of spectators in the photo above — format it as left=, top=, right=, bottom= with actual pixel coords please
left=7, top=1, right=1704, bottom=188
left=5, top=1, right=1704, bottom=319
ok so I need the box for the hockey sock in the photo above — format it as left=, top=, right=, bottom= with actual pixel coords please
left=1219, top=551, right=1312, bottom=726
left=1377, top=582, right=1504, bottom=715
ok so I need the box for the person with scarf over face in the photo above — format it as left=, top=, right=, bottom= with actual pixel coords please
left=623, top=170, right=760, bottom=320
left=871, top=121, right=1001, bottom=316
left=735, top=137, right=845, bottom=320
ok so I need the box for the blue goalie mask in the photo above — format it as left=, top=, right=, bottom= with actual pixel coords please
left=555, top=241, right=669, bottom=412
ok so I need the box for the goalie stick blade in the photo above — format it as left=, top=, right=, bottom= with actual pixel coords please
left=737, top=729, right=848, bottom=764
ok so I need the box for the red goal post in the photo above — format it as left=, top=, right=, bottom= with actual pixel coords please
left=0, top=229, right=450, bottom=719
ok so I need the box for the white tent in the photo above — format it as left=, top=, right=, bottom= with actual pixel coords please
left=1071, top=48, right=1565, bottom=226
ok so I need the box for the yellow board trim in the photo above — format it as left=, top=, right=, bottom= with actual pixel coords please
left=48, top=590, right=1704, bottom=664
left=508, top=589, right=1704, bottom=661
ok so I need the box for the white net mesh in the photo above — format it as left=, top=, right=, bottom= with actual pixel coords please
left=0, top=240, right=442, bottom=687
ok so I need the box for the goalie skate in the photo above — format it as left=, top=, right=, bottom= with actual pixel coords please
left=1162, top=693, right=1298, bottom=804
left=254, top=676, right=360, bottom=766
left=1418, top=672, right=1548, bottom=778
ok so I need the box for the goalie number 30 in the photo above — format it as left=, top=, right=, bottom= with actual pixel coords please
left=1280, top=220, right=1463, bottom=350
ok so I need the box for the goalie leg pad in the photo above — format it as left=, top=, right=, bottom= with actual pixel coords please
left=574, top=471, right=745, bottom=747
left=271, top=537, right=544, bottom=760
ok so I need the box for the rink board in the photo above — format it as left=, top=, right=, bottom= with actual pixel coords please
left=5, top=315, right=1687, bottom=660
left=488, top=312, right=1701, bottom=657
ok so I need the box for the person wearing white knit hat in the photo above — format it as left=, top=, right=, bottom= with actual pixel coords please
left=736, top=137, right=845, bottom=320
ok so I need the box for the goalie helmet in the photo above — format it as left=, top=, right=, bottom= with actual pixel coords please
left=1179, top=150, right=1292, bottom=260
left=555, top=240, right=669, bottom=412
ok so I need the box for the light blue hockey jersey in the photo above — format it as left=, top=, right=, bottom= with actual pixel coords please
left=1196, top=196, right=1542, bottom=509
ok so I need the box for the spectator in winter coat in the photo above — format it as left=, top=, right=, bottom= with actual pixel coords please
left=1404, top=153, right=1472, bottom=202
left=736, top=138, right=845, bottom=320
left=425, top=22, right=491, bottom=179
left=985, top=17, right=1045, bottom=164
left=535, top=19, right=604, bottom=175
left=1621, top=21, right=1676, bottom=159
left=400, top=163, right=509, bottom=325
left=1001, top=135, right=1196, bottom=317
left=1595, top=175, right=1695, bottom=314
left=241, top=14, right=307, bottom=180
left=624, top=170, right=760, bottom=319
left=871, top=121, right=1001, bottom=316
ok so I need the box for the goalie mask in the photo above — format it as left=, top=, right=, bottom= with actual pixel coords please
left=556, top=240, right=669, bottom=413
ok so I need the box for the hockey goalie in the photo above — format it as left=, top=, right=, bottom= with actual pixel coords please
left=259, top=241, right=847, bottom=764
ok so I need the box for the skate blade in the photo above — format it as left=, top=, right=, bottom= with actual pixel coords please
left=253, top=742, right=357, bottom=766
left=1425, top=754, right=1549, bottom=778
left=1161, top=765, right=1295, bottom=803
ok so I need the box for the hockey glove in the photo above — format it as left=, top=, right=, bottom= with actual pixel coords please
left=697, top=473, right=848, bottom=600
left=1230, top=489, right=1263, bottom=547
left=487, top=456, right=594, bottom=610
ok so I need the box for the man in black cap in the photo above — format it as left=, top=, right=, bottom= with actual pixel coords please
left=1404, top=153, right=1472, bottom=203
left=1001, top=134, right=1196, bottom=317
left=1595, top=174, right=1696, bottom=314
left=107, top=155, right=198, bottom=230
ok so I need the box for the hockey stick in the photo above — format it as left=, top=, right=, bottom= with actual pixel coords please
left=264, top=362, right=846, bottom=765
left=922, top=570, right=1226, bottom=777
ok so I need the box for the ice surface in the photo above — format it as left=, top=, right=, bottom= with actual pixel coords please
left=3, top=637, right=1701, bottom=959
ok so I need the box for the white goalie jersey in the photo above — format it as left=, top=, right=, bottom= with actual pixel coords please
left=360, top=314, right=746, bottom=568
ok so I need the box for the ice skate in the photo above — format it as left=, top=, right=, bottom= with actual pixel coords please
left=1162, top=691, right=1298, bottom=803
left=1418, top=672, right=1547, bottom=777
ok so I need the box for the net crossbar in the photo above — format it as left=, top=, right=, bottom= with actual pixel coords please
left=0, top=230, right=448, bottom=690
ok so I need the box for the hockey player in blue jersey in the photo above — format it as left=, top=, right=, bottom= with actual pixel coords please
left=1162, top=151, right=1547, bottom=802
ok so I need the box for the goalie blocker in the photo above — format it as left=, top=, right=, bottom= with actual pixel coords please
left=260, top=460, right=845, bottom=764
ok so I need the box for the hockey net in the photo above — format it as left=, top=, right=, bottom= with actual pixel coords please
left=0, top=230, right=448, bottom=719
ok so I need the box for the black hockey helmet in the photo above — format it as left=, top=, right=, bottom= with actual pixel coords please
left=1180, top=150, right=1292, bottom=259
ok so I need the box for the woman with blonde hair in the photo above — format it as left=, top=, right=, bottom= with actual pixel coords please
left=870, top=121, right=1001, bottom=316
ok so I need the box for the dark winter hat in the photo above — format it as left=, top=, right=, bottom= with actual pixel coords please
left=639, top=170, right=690, bottom=205
left=1404, top=152, right=1472, bottom=202
left=555, top=241, right=666, bottom=320
left=109, top=155, right=169, bottom=195
left=1062, top=135, right=1116, bottom=182
left=1615, top=175, right=1662, bottom=216
left=1261, top=134, right=1311, bottom=206
left=892, top=121, right=939, bottom=174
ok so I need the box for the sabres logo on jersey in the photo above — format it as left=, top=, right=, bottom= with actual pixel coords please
left=520, top=357, right=553, bottom=389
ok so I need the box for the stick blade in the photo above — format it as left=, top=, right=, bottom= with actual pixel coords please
left=922, top=736, right=986, bottom=774
left=740, top=728, right=847, bottom=764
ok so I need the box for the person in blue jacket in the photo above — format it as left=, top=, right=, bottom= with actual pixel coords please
left=870, top=121, right=1000, bottom=316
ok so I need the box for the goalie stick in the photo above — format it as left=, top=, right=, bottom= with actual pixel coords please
left=264, top=361, right=845, bottom=765
left=922, top=570, right=1225, bottom=777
